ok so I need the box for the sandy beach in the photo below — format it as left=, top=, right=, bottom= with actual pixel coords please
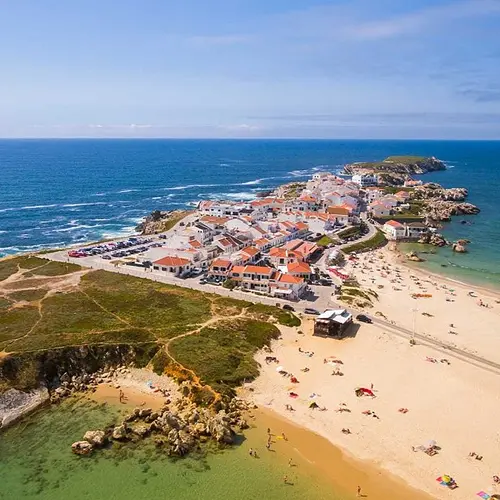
left=346, top=245, right=500, bottom=363
left=246, top=247, right=500, bottom=500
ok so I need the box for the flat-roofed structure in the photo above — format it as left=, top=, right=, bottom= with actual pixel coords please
left=314, top=309, right=353, bottom=337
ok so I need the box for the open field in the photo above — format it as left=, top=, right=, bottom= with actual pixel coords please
left=0, top=255, right=299, bottom=398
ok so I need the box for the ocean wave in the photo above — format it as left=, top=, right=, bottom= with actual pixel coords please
left=117, top=189, right=138, bottom=193
left=52, top=224, right=103, bottom=233
left=62, top=202, right=107, bottom=208
left=288, top=169, right=312, bottom=177
left=0, top=204, right=59, bottom=213
left=162, top=183, right=223, bottom=191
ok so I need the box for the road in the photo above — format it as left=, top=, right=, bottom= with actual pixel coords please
left=43, top=248, right=500, bottom=377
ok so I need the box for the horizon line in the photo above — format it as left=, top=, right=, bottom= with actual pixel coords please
left=0, top=137, right=500, bottom=142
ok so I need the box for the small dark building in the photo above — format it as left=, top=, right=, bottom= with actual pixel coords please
left=314, top=309, right=353, bottom=338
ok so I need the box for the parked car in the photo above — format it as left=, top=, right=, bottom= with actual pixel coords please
left=356, top=314, right=372, bottom=324
left=282, top=304, right=295, bottom=311
left=101, top=255, right=112, bottom=260
left=304, top=308, right=320, bottom=315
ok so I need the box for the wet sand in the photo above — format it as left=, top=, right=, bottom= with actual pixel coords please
left=249, top=407, right=434, bottom=500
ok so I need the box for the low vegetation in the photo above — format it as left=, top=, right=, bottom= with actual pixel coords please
left=169, top=318, right=280, bottom=396
left=337, top=225, right=361, bottom=239
left=0, top=256, right=301, bottom=396
left=316, top=235, right=335, bottom=247
left=342, top=230, right=387, bottom=254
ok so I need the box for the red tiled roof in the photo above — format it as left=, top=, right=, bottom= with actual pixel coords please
left=277, top=273, right=303, bottom=284
left=153, top=256, right=190, bottom=267
left=384, top=220, right=404, bottom=228
left=241, top=246, right=260, bottom=257
left=200, top=216, right=230, bottom=224
left=211, top=258, right=232, bottom=269
left=287, top=261, right=311, bottom=274
left=243, top=265, right=273, bottom=275
left=189, top=240, right=202, bottom=248
left=230, top=265, right=245, bottom=275
left=327, top=206, right=350, bottom=215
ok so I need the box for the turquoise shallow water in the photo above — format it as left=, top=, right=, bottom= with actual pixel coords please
left=0, top=398, right=341, bottom=500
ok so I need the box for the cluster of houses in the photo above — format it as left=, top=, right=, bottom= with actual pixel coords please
left=134, top=172, right=370, bottom=300
left=132, top=170, right=427, bottom=300
left=366, top=189, right=412, bottom=217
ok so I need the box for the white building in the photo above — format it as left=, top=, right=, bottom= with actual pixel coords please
left=352, top=173, right=378, bottom=187
left=383, top=220, right=406, bottom=240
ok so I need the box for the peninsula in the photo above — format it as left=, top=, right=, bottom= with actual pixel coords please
left=1, top=157, right=497, bottom=500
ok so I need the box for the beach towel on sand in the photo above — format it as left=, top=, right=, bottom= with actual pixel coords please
left=476, top=492, right=490, bottom=499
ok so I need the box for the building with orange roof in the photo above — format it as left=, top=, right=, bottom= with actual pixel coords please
left=286, top=261, right=312, bottom=279
left=152, top=256, right=193, bottom=277
left=208, top=258, right=232, bottom=277
left=270, top=272, right=307, bottom=300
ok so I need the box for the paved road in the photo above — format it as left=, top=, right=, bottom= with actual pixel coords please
left=43, top=249, right=500, bottom=376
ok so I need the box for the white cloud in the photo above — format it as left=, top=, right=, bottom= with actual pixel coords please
left=342, top=0, right=500, bottom=40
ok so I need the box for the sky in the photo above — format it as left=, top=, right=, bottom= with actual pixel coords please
left=1, top=0, right=500, bottom=139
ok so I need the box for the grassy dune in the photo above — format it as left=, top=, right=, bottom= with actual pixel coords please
left=0, top=256, right=300, bottom=396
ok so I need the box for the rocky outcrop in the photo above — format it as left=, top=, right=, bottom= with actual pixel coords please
left=83, top=430, right=106, bottom=447
left=418, top=232, right=448, bottom=247
left=411, top=183, right=468, bottom=202
left=112, top=424, right=129, bottom=441
left=0, top=387, right=50, bottom=429
left=423, top=201, right=480, bottom=223
left=135, top=210, right=188, bottom=235
left=71, top=399, right=251, bottom=458
left=406, top=251, right=424, bottom=262
left=344, top=156, right=446, bottom=177
left=71, top=441, right=93, bottom=456
left=452, top=240, right=469, bottom=253
left=0, top=344, right=159, bottom=398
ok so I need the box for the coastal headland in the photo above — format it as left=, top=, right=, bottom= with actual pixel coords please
left=1, top=154, right=498, bottom=500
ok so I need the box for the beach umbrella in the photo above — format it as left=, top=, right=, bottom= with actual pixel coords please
left=442, top=475, right=451, bottom=483
left=276, top=366, right=284, bottom=372
left=424, top=439, right=436, bottom=449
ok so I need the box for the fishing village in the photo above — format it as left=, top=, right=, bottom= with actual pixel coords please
left=1, top=155, right=499, bottom=500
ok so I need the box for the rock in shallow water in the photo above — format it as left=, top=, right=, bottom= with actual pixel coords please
left=83, top=430, right=106, bottom=447
left=72, top=441, right=93, bottom=456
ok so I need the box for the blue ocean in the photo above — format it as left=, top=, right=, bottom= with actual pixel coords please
left=1, top=139, right=499, bottom=287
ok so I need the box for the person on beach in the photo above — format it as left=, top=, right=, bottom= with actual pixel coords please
left=281, top=432, right=287, bottom=441
left=357, top=485, right=362, bottom=497
left=119, top=389, right=125, bottom=403
left=266, top=441, right=271, bottom=450
left=288, top=458, right=293, bottom=467
left=249, top=448, right=254, bottom=457
left=283, top=475, right=288, bottom=484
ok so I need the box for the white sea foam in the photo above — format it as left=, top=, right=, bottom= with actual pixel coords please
left=62, top=202, right=107, bottom=208
left=163, top=183, right=223, bottom=191
left=52, top=224, right=103, bottom=233
left=118, top=189, right=138, bottom=193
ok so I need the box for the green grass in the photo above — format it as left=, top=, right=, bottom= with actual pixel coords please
left=0, top=264, right=304, bottom=398
left=337, top=226, right=361, bottom=239
left=8, top=289, right=47, bottom=302
left=316, top=235, right=335, bottom=247
left=31, top=291, right=124, bottom=336
left=246, top=303, right=301, bottom=327
left=342, top=230, right=387, bottom=254
left=384, top=156, right=426, bottom=164
left=0, top=306, right=40, bottom=343
left=170, top=318, right=280, bottom=394
left=377, top=215, right=424, bottom=222
left=81, top=271, right=211, bottom=337
left=382, top=186, right=414, bottom=195
left=31, top=260, right=82, bottom=276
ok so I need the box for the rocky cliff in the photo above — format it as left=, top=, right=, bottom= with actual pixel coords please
left=343, top=156, right=446, bottom=179
left=135, top=210, right=190, bottom=235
